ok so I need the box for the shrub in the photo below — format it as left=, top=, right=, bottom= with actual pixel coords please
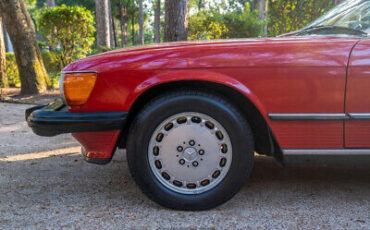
left=41, top=51, right=61, bottom=74
left=188, top=11, right=229, bottom=40
left=188, top=3, right=265, bottom=40
left=5, top=53, right=20, bottom=87
left=6, top=51, right=62, bottom=88
left=38, top=5, right=95, bottom=67
left=223, top=3, right=265, bottom=38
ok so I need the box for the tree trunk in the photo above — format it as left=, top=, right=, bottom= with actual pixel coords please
left=108, top=0, right=115, bottom=48
left=154, top=0, right=161, bottom=43
left=46, top=0, right=56, bottom=51
left=138, top=0, right=144, bottom=45
left=0, top=0, right=50, bottom=94
left=2, top=23, right=9, bottom=52
left=46, top=0, right=55, bottom=7
left=197, top=0, right=203, bottom=13
left=131, top=14, right=135, bottom=45
left=334, top=0, right=345, bottom=4
left=95, top=0, right=111, bottom=48
left=112, top=18, right=118, bottom=48
left=164, top=0, right=188, bottom=42
left=0, top=15, right=8, bottom=88
left=253, top=0, right=269, bottom=37
left=119, top=4, right=127, bottom=47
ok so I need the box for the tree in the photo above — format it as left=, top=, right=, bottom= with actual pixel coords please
left=132, top=13, right=135, bottom=44
left=197, top=0, right=204, bottom=13
left=52, top=0, right=95, bottom=12
left=334, top=0, right=345, bottom=4
left=118, top=0, right=138, bottom=45
left=252, top=0, right=268, bottom=36
left=188, top=2, right=264, bottom=40
left=164, top=0, right=188, bottom=42
left=46, top=0, right=55, bottom=7
left=119, top=0, right=128, bottom=47
left=38, top=5, right=95, bottom=67
left=116, top=0, right=137, bottom=46
left=96, top=0, right=111, bottom=48
left=2, top=23, right=9, bottom=52
left=111, top=14, right=118, bottom=47
left=108, top=0, right=116, bottom=48
left=0, top=0, right=50, bottom=94
left=0, top=15, right=7, bottom=88
left=138, top=0, right=144, bottom=44
left=154, top=0, right=161, bottom=43
left=268, top=0, right=335, bottom=36
left=228, top=0, right=249, bottom=10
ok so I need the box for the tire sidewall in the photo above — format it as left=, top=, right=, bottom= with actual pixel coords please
left=127, top=93, right=254, bottom=210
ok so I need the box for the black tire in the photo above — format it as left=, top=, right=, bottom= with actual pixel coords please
left=126, top=90, right=254, bottom=210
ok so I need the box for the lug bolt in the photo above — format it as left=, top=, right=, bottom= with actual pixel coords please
left=199, top=149, right=205, bottom=155
left=177, top=146, right=183, bottom=152
left=189, top=140, right=195, bottom=146
left=192, top=161, right=199, bottom=167
left=179, top=159, right=185, bottom=165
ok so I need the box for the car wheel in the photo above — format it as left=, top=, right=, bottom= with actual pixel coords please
left=126, top=90, right=254, bottom=210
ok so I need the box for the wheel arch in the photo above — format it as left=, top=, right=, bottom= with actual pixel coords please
left=119, top=77, right=282, bottom=161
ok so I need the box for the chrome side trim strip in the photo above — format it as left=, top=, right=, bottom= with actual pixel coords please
left=349, top=113, right=370, bottom=120
left=283, top=149, right=370, bottom=155
left=268, top=113, right=349, bottom=121
left=269, top=113, right=370, bottom=121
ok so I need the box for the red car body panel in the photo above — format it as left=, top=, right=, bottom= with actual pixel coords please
left=63, top=37, right=368, bottom=158
left=72, top=130, right=121, bottom=159
left=345, top=39, right=370, bottom=148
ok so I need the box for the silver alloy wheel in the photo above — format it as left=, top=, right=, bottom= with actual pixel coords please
left=148, top=112, right=232, bottom=194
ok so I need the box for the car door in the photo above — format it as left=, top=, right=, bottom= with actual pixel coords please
left=261, top=37, right=359, bottom=150
left=345, top=39, right=370, bottom=148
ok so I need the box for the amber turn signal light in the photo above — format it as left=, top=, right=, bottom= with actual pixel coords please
left=62, top=72, right=97, bottom=106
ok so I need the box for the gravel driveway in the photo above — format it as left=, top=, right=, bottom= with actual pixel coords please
left=0, top=102, right=369, bottom=229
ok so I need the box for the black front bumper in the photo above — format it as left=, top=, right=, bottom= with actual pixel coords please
left=25, top=99, right=128, bottom=137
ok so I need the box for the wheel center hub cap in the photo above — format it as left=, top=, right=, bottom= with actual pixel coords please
left=148, top=112, right=233, bottom=194
left=183, top=147, right=197, bottom=161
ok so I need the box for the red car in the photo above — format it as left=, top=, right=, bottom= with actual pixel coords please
left=26, top=0, right=370, bottom=210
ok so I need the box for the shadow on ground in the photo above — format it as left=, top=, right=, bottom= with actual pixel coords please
left=0, top=102, right=369, bottom=229
left=0, top=149, right=369, bottom=229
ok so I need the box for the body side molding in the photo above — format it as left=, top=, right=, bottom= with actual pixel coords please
left=268, top=113, right=370, bottom=121
left=348, top=113, right=370, bottom=120
left=268, top=113, right=349, bottom=121
left=283, top=149, right=370, bottom=155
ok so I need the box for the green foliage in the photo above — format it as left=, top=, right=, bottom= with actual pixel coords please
left=41, top=51, right=61, bottom=74
left=188, top=9, right=229, bottom=40
left=6, top=52, right=62, bottom=88
left=38, top=40, right=48, bottom=51
left=188, top=2, right=265, bottom=40
left=41, top=51, right=61, bottom=88
left=5, top=53, right=20, bottom=87
left=223, top=3, right=265, bottom=38
left=38, top=5, right=95, bottom=67
left=55, top=0, right=95, bottom=12
left=268, top=0, right=336, bottom=36
left=48, top=72, right=62, bottom=88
